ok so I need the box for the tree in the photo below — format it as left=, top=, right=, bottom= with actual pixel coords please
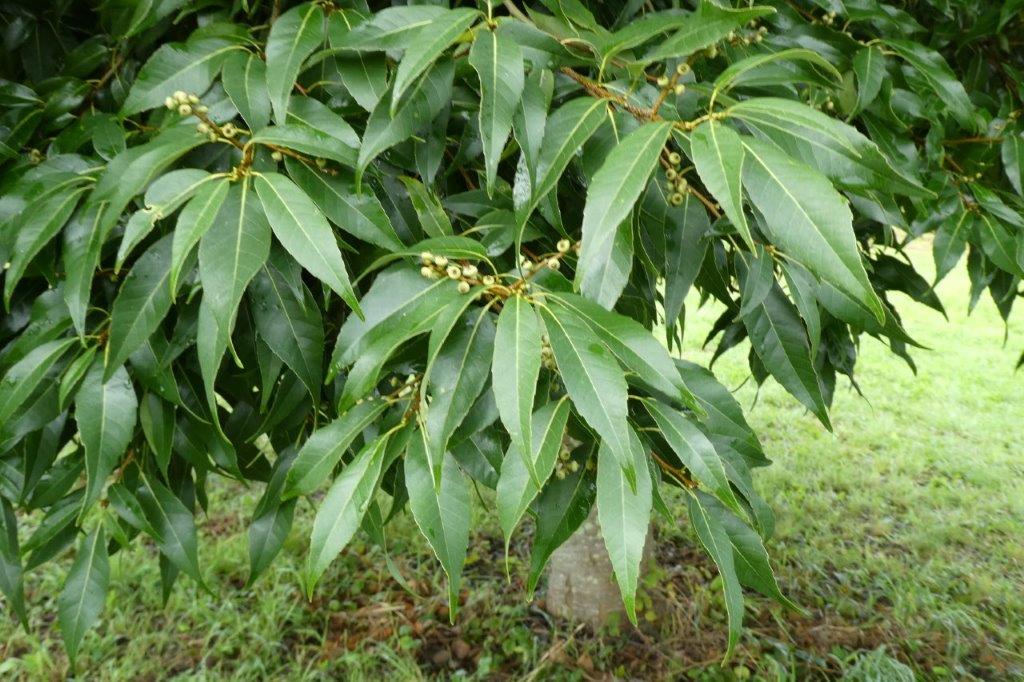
left=0, top=0, right=1021, bottom=665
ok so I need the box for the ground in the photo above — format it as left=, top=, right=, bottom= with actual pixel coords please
left=1, top=245, right=1022, bottom=681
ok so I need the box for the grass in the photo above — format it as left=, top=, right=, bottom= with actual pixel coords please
left=2, top=246, right=1023, bottom=680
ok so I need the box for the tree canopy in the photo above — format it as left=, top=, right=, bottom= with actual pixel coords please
left=0, top=0, right=1021, bottom=664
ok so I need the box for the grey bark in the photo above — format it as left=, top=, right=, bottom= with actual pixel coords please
left=545, top=508, right=654, bottom=627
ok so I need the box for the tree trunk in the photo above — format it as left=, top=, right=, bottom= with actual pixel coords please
left=545, top=508, right=654, bottom=628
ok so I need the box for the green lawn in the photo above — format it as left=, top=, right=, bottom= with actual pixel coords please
left=2, top=248, right=1022, bottom=680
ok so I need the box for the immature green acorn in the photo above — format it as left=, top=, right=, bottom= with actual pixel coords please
left=669, top=192, right=684, bottom=206
left=668, top=151, right=682, bottom=165
left=556, top=238, right=571, bottom=253
left=457, top=281, right=471, bottom=294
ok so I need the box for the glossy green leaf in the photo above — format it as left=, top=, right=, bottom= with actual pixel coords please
left=265, top=2, right=325, bottom=123
left=58, top=526, right=109, bottom=665
left=852, top=46, right=885, bottom=115
left=400, top=176, right=452, bottom=237
left=644, top=2, right=775, bottom=63
left=170, top=178, right=229, bottom=293
left=740, top=280, right=831, bottom=430
left=885, top=39, right=975, bottom=128
left=254, top=171, right=361, bottom=314
left=285, top=158, right=403, bottom=251
left=496, top=399, right=570, bottom=548
left=0, top=338, right=75, bottom=426
left=492, top=295, right=542, bottom=484
left=283, top=399, right=388, bottom=499
left=4, top=186, right=85, bottom=308
left=714, top=48, right=841, bottom=94
left=392, top=8, right=477, bottom=113
left=76, top=360, right=138, bottom=511
left=518, top=97, right=607, bottom=226
left=0, top=499, right=27, bottom=627
left=933, top=208, right=971, bottom=283
left=469, top=28, right=524, bottom=195
left=644, top=398, right=742, bottom=514
left=334, top=6, right=448, bottom=51
left=740, top=137, right=885, bottom=322
left=106, top=235, right=180, bottom=377
left=689, top=121, right=752, bottom=249
left=596, top=426, right=652, bottom=625
left=196, top=179, right=271, bottom=419
left=249, top=248, right=324, bottom=399
left=358, top=60, right=453, bottom=178
left=422, top=307, right=496, bottom=481
left=121, top=37, right=241, bottom=115
left=247, top=451, right=297, bottom=586
left=305, top=435, right=388, bottom=594
left=578, top=121, right=672, bottom=307
left=538, top=303, right=633, bottom=483
left=222, top=51, right=271, bottom=132
left=1002, top=132, right=1024, bottom=196
left=136, top=474, right=204, bottom=586
left=686, top=489, right=744, bottom=661
left=548, top=292, right=697, bottom=409
left=406, top=435, right=470, bottom=620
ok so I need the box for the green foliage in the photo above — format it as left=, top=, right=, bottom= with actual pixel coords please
left=0, top=0, right=1021, bottom=664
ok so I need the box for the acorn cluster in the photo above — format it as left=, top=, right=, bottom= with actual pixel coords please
left=656, top=62, right=691, bottom=96
left=419, top=252, right=489, bottom=294
left=727, top=24, right=768, bottom=46
left=540, top=333, right=555, bottom=371
left=663, top=151, right=689, bottom=206
left=554, top=444, right=580, bottom=480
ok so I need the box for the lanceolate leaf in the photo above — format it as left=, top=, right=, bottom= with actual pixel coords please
left=526, top=457, right=596, bottom=595
left=391, top=8, right=478, bottom=113
left=690, top=121, right=752, bottom=249
left=170, top=179, right=230, bottom=293
left=222, top=51, right=271, bottom=132
left=196, top=179, right=271, bottom=420
left=58, top=526, right=109, bottom=665
left=469, top=28, right=524, bottom=196
left=686, top=489, right=745, bottom=661
left=885, top=39, right=975, bottom=128
left=136, top=474, right=204, bottom=586
left=548, top=292, right=697, bottom=409
left=76, top=360, right=138, bottom=511
left=578, top=121, right=672, bottom=308
left=121, top=37, right=241, bottom=115
left=596, top=426, right=652, bottom=625
left=492, top=295, right=543, bottom=484
left=0, top=499, right=27, bottom=627
left=106, top=235, right=181, bottom=377
left=422, top=307, right=496, bottom=482
left=1002, top=132, right=1024, bottom=196
left=406, top=435, right=470, bottom=620
left=644, top=2, right=775, bottom=63
left=249, top=248, right=325, bottom=399
left=285, top=159, right=403, bottom=251
left=334, top=6, right=448, bottom=51
left=283, top=399, right=388, bottom=499
left=518, top=97, right=607, bottom=226
left=740, top=137, right=885, bottom=322
left=254, top=172, right=361, bottom=315
left=496, top=399, right=570, bottom=547
left=644, top=398, right=742, bottom=514
left=538, top=304, right=633, bottom=483
left=852, top=46, right=885, bottom=115
left=741, top=282, right=831, bottom=430
left=305, top=435, right=389, bottom=594
left=265, top=2, right=325, bottom=123
left=0, top=338, right=76, bottom=426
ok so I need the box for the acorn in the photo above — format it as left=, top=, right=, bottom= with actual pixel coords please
left=482, top=275, right=495, bottom=286
left=420, top=251, right=434, bottom=265
left=197, top=123, right=209, bottom=134
left=463, top=264, right=478, bottom=278
left=446, top=264, right=462, bottom=279
left=173, top=90, right=188, bottom=103
left=669, top=193, right=684, bottom=206
left=271, top=151, right=284, bottom=161
left=546, top=257, right=560, bottom=270
left=666, top=168, right=678, bottom=181
left=674, top=84, right=686, bottom=95
left=676, top=62, right=690, bottom=75
left=222, top=123, right=237, bottom=138
left=178, top=103, right=192, bottom=116
left=434, top=255, right=449, bottom=267
left=457, top=281, right=471, bottom=294
left=420, top=266, right=434, bottom=279
left=676, top=177, right=689, bottom=192
left=164, top=96, right=175, bottom=110
left=668, top=152, right=682, bottom=165
left=315, top=157, right=327, bottom=168
left=556, top=239, right=571, bottom=253
left=657, top=75, right=670, bottom=88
